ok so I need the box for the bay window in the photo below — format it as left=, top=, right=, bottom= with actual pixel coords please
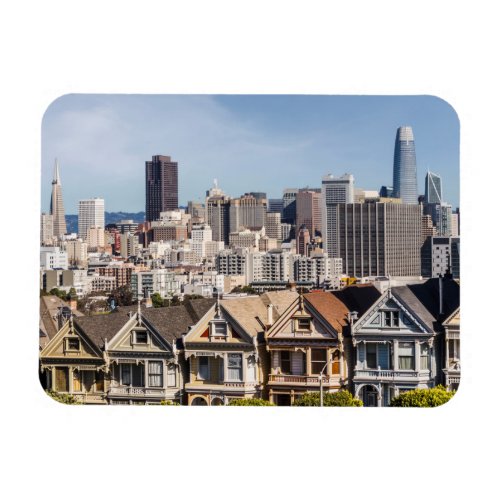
left=398, top=342, right=415, bottom=370
left=148, top=361, right=163, bottom=387
left=311, top=349, right=327, bottom=375
left=227, top=353, right=243, bottom=381
left=420, top=343, right=430, bottom=370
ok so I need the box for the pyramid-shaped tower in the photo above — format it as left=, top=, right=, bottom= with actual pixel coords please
left=49, top=159, right=67, bottom=237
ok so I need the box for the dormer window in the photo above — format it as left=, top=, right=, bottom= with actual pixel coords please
left=296, top=317, right=311, bottom=332
left=210, top=320, right=228, bottom=339
left=383, top=310, right=399, bottom=327
left=133, top=331, right=148, bottom=344
left=65, top=337, right=80, bottom=352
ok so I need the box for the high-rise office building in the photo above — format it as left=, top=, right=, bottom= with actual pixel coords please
left=78, top=198, right=105, bottom=239
left=145, top=155, right=179, bottom=222
left=393, top=126, right=418, bottom=204
left=321, top=173, right=354, bottom=258
left=296, top=225, right=311, bottom=256
left=49, top=159, right=67, bottom=238
left=282, top=188, right=299, bottom=224
left=230, top=193, right=267, bottom=232
left=268, top=198, right=284, bottom=215
left=40, top=213, right=54, bottom=245
left=424, top=202, right=452, bottom=237
left=424, top=171, right=443, bottom=204
left=296, top=189, right=322, bottom=238
left=332, top=203, right=422, bottom=277
left=206, top=182, right=231, bottom=244
left=421, top=236, right=460, bottom=279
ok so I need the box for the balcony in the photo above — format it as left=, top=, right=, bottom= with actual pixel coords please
left=268, top=374, right=341, bottom=386
left=108, top=386, right=166, bottom=398
left=354, top=369, right=427, bottom=381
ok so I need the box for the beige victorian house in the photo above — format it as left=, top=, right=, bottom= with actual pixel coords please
left=182, top=291, right=298, bottom=405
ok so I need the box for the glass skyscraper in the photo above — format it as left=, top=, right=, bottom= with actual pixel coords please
left=393, top=126, right=418, bottom=204
left=424, top=171, right=443, bottom=204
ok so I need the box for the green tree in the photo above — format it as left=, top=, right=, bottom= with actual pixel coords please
left=293, top=390, right=363, bottom=407
left=49, top=287, right=68, bottom=300
left=110, top=285, right=134, bottom=306
left=151, top=293, right=164, bottom=308
left=228, top=398, right=275, bottom=406
left=390, top=385, right=456, bottom=407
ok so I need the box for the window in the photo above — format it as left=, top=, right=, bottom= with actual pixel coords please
left=311, top=349, right=327, bottom=375
left=198, top=357, right=209, bottom=380
left=281, top=351, right=291, bottom=374
left=296, top=317, right=311, bottom=331
left=247, top=356, right=257, bottom=382
left=211, top=321, right=227, bottom=337
left=167, top=364, right=177, bottom=387
left=73, top=370, right=82, bottom=392
left=65, top=337, right=80, bottom=351
left=420, top=343, right=430, bottom=370
left=398, top=342, right=415, bottom=370
left=383, top=311, right=399, bottom=327
left=366, top=343, right=377, bottom=369
left=227, top=353, right=243, bottom=381
left=148, top=361, right=163, bottom=387
left=134, top=331, right=148, bottom=344
left=121, top=363, right=145, bottom=387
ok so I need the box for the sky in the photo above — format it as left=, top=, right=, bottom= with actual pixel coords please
left=41, top=94, right=460, bottom=214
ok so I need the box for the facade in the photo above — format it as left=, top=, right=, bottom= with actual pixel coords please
left=40, top=246, right=69, bottom=270
left=424, top=202, right=453, bottom=237
left=332, top=203, right=422, bottom=278
left=321, top=173, right=354, bottom=258
left=296, top=189, right=322, bottom=237
left=65, top=239, right=88, bottom=266
left=441, top=307, right=460, bottom=391
left=40, top=213, right=54, bottom=245
left=421, top=236, right=460, bottom=279
left=229, top=228, right=263, bottom=249
left=183, top=291, right=297, bottom=405
left=348, top=279, right=459, bottom=406
left=296, top=225, right=310, bottom=256
left=282, top=188, right=299, bottom=225
left=265, top=212, right=282, bottom=239
left=40, top=300, right=215, bottom=404
left=151, top=225, right=188, bottom=243
left=392, top=126, right=418, bottom=204
left=424, top=171, right=443, bottom=204
left=206, top=189, right=231, bottom=244
left=78, top=198, right=105, bottom=239
left=145, top=155, right=179, bottom=222
left=268, top=198, right=284, bottom=215
left=131, top=268, right=180, bottom=300
left=265, top=292, right=350, bottom=405
left=230, top=193, right=267, bottom=232
left=49, top=159, right=68, bottom=238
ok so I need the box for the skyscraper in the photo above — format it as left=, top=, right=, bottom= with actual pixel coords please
left=145, top=155, right=179, bottom=222
left=296, top=189, right=322, bottom=238
left=78, top=198, right=105, bottom=240
left=205, top=181, right=231, bottom=244
left=321, top=173, right=354, bottom=258
left=49, top=159, right=67, bottom=238
left=393, top=126, right=418, bottom=204
left=424, top=171, right=443, bottom=204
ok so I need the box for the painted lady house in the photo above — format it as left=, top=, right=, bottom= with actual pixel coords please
left=182, top=291, right=298, bottom=405
left=40, top=299, right=215, bottom=404
left=349, top=278, right=459, bottom=406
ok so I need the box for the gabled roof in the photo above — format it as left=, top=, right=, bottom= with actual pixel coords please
left=142, top=299, right=216, bottom=344
left=72, top=299, right=216, bottom=349
left=303, top=292, right=350, bottom=332
left=331, top=284, right=382, bottom=319
left=220, top=291, right=298, bottom=337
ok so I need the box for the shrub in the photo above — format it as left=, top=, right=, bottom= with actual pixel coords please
left=228, top=398, right=275, bottom=406
left=293, top=390, right=363, bottom=407
left=46, top=390, right=81, bottom=405
left=390, top=385, right=456, bottom=407
left=160, top=400, right=180, bottom=406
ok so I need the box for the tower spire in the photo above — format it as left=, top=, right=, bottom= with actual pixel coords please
left=53, top=158, right=61, bottom=185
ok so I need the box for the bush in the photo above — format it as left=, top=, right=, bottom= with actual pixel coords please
left=46, top=390, right=81, bottom=405
left=390, top=385, right=456, bottom=407
left=228, top=398, right=275, bottom=406
left=293, top=390, right=363, bottom=407
left=160, top=400, right=180, bottom=406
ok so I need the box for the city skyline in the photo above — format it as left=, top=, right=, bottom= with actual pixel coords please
left=41, top=95, right=460, bottom=214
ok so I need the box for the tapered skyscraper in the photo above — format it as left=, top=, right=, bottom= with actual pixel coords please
left=49, top=159, right=67, bottom=237
left=393, top=126, right=418, bottom=204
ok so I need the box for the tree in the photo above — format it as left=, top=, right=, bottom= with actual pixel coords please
left=390, top=385, right=456, bottom=407
left=293, top=390, right=363, bottom=407
left=228, top=398, right=275, bottom=406
left=151, top=292, right=164, bottom=308
left=49, top=287, right=68, bottom=300
left=109, top=285, right=134, bottom=306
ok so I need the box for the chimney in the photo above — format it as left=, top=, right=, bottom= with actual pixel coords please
left=267, top=304, right=274, bottom=326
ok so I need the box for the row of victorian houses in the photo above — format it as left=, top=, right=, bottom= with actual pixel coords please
left=39, top=278, right=460, bottom=406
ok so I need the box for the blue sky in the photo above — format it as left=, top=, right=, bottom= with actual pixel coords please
left=41, top=94, right=459, bottom=213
